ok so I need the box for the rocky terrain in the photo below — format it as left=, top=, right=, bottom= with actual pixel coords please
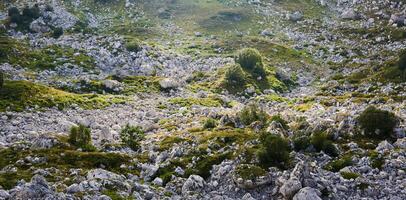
left=0, top=0, right=405, bottom=199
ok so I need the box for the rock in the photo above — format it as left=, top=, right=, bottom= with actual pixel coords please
left=66, top=183, right=83, bottom=193
left=394, top=138, right=406, bottom=149
left=87, top=169, right=125, bottom=182
left=288, top=11, right=304, bottom=22
left=8, top=175, right=64, bottom=199
left=159, top=78, right=179, bottom=90
left=152, top=177, right=163, bottom=186
left=376, top=140, right=394, bottom=153
left=31, top=134, right=58, bottom=149
left=182, top=175, right=205, bottom=195
left=0, top=189, right=10, bottom=199
left=30, top=18, right=51, bottom=33
left=242, top=193, right=256, bottom=200
left=293, top=187, right=322, bottom=200
left=341, top=9, right=361, bottom=20
left=140, top=164, right=158, bottom=181
left=103, top=80, right=121, bottom=91
left=280, top=177, right=302, bottom=199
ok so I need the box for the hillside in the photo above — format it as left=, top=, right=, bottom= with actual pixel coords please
left=0, top=0, right=405, bottom=199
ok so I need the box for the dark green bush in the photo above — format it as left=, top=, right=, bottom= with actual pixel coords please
left=8, top=7, right=20, bottom=17
left=224, top=64, right=246, bottom=86
left=235, top=48, right=266, bottom=78
left=235, top=48, right=263, bottom=71
left=293, top=135, right=310, bottom=152
left=52, top=27, right=63, bottom=39
left=238, top=103, right=268, bottom=126
left=126, top=41, right=141, bottom=52
left=357, top=106, right=398, bottom=139
left=22, top=5, right=40, bottom=19
left=270, top=115, right=289, bottom=130
left=399, top=50, right=406, bottom=71
left=69, top=124, right=94, bottom=151
left=120, top=124, right=144, bottom=151
left=203, top=118, right=217, bottom=130
left=310, top=132, right=338, bottom=157
left=325, top=155, right=352, bottom=172
left=257, top=134, right=291, bottom=169
left=0, top=72, right=3, bottom=90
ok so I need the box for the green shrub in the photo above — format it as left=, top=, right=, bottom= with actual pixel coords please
left=126, top=41, right=141, bottom=52
left=257, top=134, right=291, bottom=169
left=22, top=5, right=40, bottom=19
left=223, top=64, right=246, bottom=88
left=0, top=72, right=3, bottom=90
left=270, top=115, right=289, bottom=130
left=357, top=106, right=398, bottom=139
left=293, top=135, right=310, bottom=152
left=203, top=118, right=217, bottom=130
left=52, top=27, right=63, bottom=39
left=238, top=103, right=268, bottom=126
left=235, top=48, right=263, bottom=72
left=310, top=132, right=338, bottom=157
left=325, top=155, right=352, bottom=172
left=341, top=171, right=360, bottom=180
left=69, top=125, right=94, bottom=151
left=120, top=124, right=144, bottom=151
left=398, top=50, right=406, bottom=72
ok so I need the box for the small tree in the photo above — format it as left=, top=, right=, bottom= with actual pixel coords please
left=120, top=124, right=144, bottom=151
left=357, top=106, right=398, bottom=139
left=69, top=124, right=94, bottom=150
left=310, top=132, right=338, bottom=157
left=235, top=48, right=263, bottom=70
left=235, top=48, right=266, bottom=77
left=257, top=134, right=291, bottom=169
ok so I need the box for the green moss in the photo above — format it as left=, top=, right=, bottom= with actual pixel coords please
left=185, top=152, right=232, bottom=179
left=169, top=97, right=223, bottom=108
left=0, top=36, right=94, bottom=71
left=340, top=172, right=360, bottom=180
left=0, top=80, right=127, bottom=112
left=234, top=164, right=266, bottom=181
left=325, top=155, right=353, bottom=172
left=369, top=151, right=385, bottom=169
left=0, top=144, right=136, bottom=190
left=159, top=136, right=189, bottom=151
left=112, top=76, right=163, bottom=94
left=102, top=189, right=132, bottom=200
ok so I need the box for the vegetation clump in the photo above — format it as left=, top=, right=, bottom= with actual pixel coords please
left=0, top=71, right=3, bottom=89
left=238, top=103, right=268, bottom=126
left=235, top=48, right=265, bottom=76
left=398, top=50, right=406, bottom=72
left=52, top=27, right=64, bottom=39
left=68, top=125, right=95, bottom=151
left=203, top=118, right=217, bottom=130
left=257, top=134, right=291, bottom=169
left=310, top=132, right=339, bottom=157
left=8, top=5, right=41, bottom=31
left=120, top=124, right=145, bottom=151
left=223, top=64, right=246, bottom=91
left=126, top=41, right=141, bottom=52
left=357, top=106, right=398, bottom=139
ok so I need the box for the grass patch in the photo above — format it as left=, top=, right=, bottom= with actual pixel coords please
left=0, top=80, right=127, bottom=112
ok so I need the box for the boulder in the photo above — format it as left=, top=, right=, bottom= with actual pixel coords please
left=9, top=175, right=64, bottom=199
left=288, top=11, right=304, bottom=22
left=341, top=9, right=361, bottom=20
left=280, top=177, right=302, bottom=199
left=182, top=175, right=206, bottom=195
left=293, top=187, right=322, bottom=200
left=159, top=78, right=179, bottom=90
left=30, top=18, right=51, bottom=33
